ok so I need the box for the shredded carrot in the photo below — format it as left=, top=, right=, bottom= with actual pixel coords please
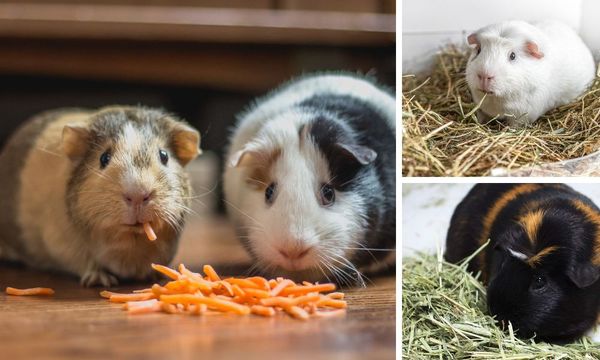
left=99, top=263, right=346, bottom=320
left=6, top=287, right=54, bottom=296
left=269, top=279, right=294, bottom=297
left=251, top=305, right=276, bottom=317
left=279, top=283, right=336, bottom=296
left=151, top=263, right=181, bottom=280
left=109, top=293, right=156, bottom=303
left=143, top=222, right=157, bottom=241
left=203, top=265, right=221, bottom=281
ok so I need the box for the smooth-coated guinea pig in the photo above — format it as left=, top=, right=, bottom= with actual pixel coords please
left=466, top=20, right=595, bottom=127
left=445, top=184, right=600, bottom=343
left=0, top=106, right=201, bottom=287
left=223, top=73, right=396, bottom=286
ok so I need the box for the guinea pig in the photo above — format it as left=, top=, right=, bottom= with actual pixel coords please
left=465, top=20, right=596, bottom=127
left=445, top=184, right=600, bottom=343
left=0, top=106, right=201, bottom=287
left=223, top=73, right=396, bottom=287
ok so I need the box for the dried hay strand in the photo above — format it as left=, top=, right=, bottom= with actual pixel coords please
left=402, top=248, right=600, bottom=359
left=402, top=46, right=600, bottom=177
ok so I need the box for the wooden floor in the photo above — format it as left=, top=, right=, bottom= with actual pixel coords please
left=0, top=217, right=396, bottom=359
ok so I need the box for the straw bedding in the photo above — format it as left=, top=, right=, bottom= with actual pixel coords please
left=402, top=249, right=600, bottom=359
left=402, top=46, right=600, bottom=177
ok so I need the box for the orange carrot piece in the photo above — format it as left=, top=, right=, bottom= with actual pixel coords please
left=286, top=305, right=309, bottom=320
left=109, top=293, right=156, bottom=303
left=302, top=281, right=313, bottom=286
left=224, top=278, right=261, bottom=289
left=291, top=294, right=320, bottom=306
left=132, top=288, right=153, bottom=293
left=151, top=263, right=181, bottom=280
left=6, top=287, right=54, bottom=296
left=269, top=279, right=294, bottom=297
left=251, top=305, right=276, bottom=317
left=203, top=265, right=221, bottom=281
left=316, top=298, right=347, bottom=309
left=268, top=279, right=278, bottom=289
left=143, top=222, right=157, bottom=241
left=243, top=288, right=270, bottom=299
left=327, top=292, right=345, bottom=300
left=231, top=284, right=246, bottom=298
left=279, top=283, right=336, bottom=296
left=260, top=296, right=294, bottom=307
left=160, top=294, right=250, bottom=315
left=218, top=281, right=234, bottom=297
left=248, top=276, right=270, bottom=290
left=161, top=301, right=178, bottom=314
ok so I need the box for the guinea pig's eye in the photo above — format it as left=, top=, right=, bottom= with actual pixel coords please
left=476, top=46, right=481, bottom=56
left=509, top=52, right=516, bottom=61
left=99, top=151, right=111, bottom=169
left=265, top=182, right=277, bottom=205
left=159, top=149, right=169, bottom=165
left=319, top=184, right=335, bottom=207
left=530, top=274, right=547, bottom=291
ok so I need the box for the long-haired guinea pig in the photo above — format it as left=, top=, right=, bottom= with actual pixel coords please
left=0, top=106, right=201, bottom=287
left=445, top=184, right=600, bottom=343
left=223, top=73, right=396, bottom=286
left=466, top=20, right=595, bottom=127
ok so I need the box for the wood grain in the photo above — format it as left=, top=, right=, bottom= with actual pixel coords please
left=0, top=217, right=396, bottom=359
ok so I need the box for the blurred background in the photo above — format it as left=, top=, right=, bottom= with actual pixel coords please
left=402, top=0, right=600, bottom=74
left=0, top=0, right=395, bottom=265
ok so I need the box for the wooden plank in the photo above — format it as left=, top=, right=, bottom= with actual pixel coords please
left=0, top=40, right=393, bottom=91
left=7, top=0, right=273, bottom=8
left=0, top=4, right=395, bottom=45
left=0, top=216, right=395, bottom=359
left=278, top=0, right=380, bottom=13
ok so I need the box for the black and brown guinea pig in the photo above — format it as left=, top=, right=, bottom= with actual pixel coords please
left=445, top=183, right=600, bottom=343
left=223, top=73, right=396, bottom=287
left=0, top=106, right=201, bottom=287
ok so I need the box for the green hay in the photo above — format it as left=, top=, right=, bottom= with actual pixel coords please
left=402, top=46, right=600, bottom=177
left=402, top=249, right=600, bottom=359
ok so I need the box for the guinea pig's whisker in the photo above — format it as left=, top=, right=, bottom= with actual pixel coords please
left=324, top=251, right=368, bottom=287
left=246, top=177, right=268, bottom=187
left=35, top=147, right=66, bottom=158
left=223, top=199, right=263, bottom=228
left=337, top=247, right=395, bottom=251
left=318, top=254, right=354, bottom=287
left=315, top=260, right=334, bottom=283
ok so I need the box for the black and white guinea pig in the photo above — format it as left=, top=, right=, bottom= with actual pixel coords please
left=445, top=184, right=600, bottom=343
left=223, top=72, right=396, bottom=286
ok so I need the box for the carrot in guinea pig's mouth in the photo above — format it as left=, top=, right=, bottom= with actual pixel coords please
left=143, top=222, right=157, bottom=241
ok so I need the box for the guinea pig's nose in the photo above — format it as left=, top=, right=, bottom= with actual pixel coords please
left=278, top=246, right=312, bottom=260
left=123, top=190, right=154, bottom=206
left=477, top=72, right=494, bottom=81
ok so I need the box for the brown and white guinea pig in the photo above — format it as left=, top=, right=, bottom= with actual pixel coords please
left=223, top=73, right=396, bottom=287
left=445, top=184, right=600, bottom=343
left=0, top=106, right=201, bottom=287
left=466, top=20, right=595, bottom=127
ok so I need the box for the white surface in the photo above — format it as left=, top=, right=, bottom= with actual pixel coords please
left=401, top=0, right=600, bottom=74
left=402, top=183, right=600, bottom=257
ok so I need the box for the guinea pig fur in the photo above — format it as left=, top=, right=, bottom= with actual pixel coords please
left=445, top=184, right=600, bottom=343
left=223, top=72, right=396, bottom=287
left=0, top=106, right=201, bottom=287
left=466, top=20, right=596, bottom=127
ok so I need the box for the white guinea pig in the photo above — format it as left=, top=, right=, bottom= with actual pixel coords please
left=466, top=20, right=596, bottom=127
left=223, top=73, right=396, bottom=286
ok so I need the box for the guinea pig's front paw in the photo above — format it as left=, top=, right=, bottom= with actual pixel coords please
left=80, top=267, right=119, bottom=287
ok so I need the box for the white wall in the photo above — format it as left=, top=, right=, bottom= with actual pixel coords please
left=401, top=0, right=599, bottom=74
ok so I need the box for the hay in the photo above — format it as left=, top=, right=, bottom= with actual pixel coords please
left=402, top=46, right=600, bottom=177
left=402, top=248, right=600, bottom=359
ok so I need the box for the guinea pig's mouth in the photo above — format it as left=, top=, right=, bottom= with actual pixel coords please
left=478, top=88, right=495, bottom=95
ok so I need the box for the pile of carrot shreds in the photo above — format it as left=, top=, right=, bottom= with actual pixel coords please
left=100, top=263, right=347, bottom=320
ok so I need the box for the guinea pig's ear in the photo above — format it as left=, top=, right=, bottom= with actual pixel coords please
left=335, top=143, right=377, bottom=166
left=467, top=33, right=479, bottom=46
left=171, top=123, right=201, bottom=167
left=229, top=143, right=279, bottom=168
left=62, top=124, right=90, bottom=161
left=567, top=262, right=600, bottom=288
left=525, top=41, right=544, bottom=59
